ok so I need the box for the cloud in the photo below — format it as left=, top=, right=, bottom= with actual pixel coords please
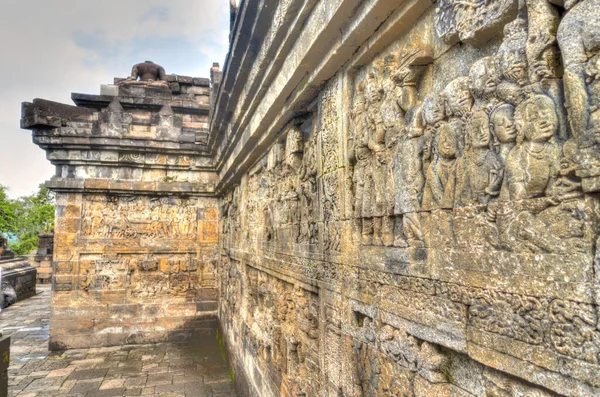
left=0, top=0, right=229, bottom=198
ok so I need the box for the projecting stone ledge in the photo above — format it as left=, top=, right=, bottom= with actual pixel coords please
left=44, top=178, right=216, bottom=195
left=21, top=98, right=93, bottom=129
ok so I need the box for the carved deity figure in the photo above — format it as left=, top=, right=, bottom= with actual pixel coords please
left=128, top=61, right=167, bottom=82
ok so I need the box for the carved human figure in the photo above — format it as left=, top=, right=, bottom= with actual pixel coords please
left=490, top=103, right=517, bottom=165
left=496, top=19, right=529, bottom=106
left=128, top=61, right=167, bottom=82
left=285, top=126, right=304, bottom=172
left=349, top=81, right=376, bottom=245
left=380, top=55, right=405, bottom=142
left=557, top=0, right=600, bottom=149
left=455, top=110, right=503, bottom=206
left=526, top=0, right=560, bottom=83
left=495, top=96, right=594, bottom=254
left=468, top=56, right=502, bottom=108
left=364, top=70, right=386, bottom=145
left=500, top=94, right=561, bottom=201
left=422, top=95, right=447, bottom=175
left=423, top=123, right=458, bottom=210
left=391, top=106, right=426, bottom=247
left=442, top=77, right=473, bottom=157
left=364, top=69, right=394, bottom=246
left=298, top=135, right=318, bottom=244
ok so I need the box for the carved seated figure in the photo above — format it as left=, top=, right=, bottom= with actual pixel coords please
left=119, top=61, right=169, bottom=87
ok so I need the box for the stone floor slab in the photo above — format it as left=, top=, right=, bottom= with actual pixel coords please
left=1, top=286, right=238, bottom=396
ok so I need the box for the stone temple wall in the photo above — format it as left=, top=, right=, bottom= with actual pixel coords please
left=21, top=74, right=221, bottom=349
left=212, top=0, right=600, bottom=396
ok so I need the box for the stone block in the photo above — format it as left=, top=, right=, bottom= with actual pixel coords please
left=100, top=85, right=119, bottom=96
left=169, top=82, right=181, bottom=94
left=178, top=75, right=193, bottom=84
left=192, top=77, right=210, bottom=86
left=0, top=259, right=36, bottom=307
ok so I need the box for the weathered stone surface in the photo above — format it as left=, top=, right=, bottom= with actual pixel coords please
left=0, top=257, right=36, bottom=308
left=20, top=64, right=218, bottom=350
left=211, top=0, right=600, bottom=396
left=1, top=286, right=238, bottom=397
left=17, top=0, right=600, bottom=395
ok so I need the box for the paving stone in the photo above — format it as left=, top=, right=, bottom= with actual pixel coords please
left=86, top=387, right=127, bottom=397
left=67, top=368, right=109, bottom=380
left=2, top=285, right=238, bottom=397
left=70, top=379, right=102, bottom=393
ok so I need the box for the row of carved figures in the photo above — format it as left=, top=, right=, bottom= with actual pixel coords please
left=347, top=9, right=598, bottom=250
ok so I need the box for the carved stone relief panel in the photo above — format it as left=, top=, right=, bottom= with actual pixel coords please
left=81, top=195, right=199, bottom=241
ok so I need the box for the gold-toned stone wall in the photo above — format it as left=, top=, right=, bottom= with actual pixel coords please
left=51, top=192, right=219, bottom=349
left=216, top=0, right=600, bottom=395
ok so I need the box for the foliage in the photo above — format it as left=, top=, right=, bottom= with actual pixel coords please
left=0, top=185, right=55, bottom=256
left=0, top=185, right=18, bottom=235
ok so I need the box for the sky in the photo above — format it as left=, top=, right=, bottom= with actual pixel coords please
left=0, top=0, right=230, bottom=199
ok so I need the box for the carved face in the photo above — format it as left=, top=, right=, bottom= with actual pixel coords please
left=491, top=105, right=517, bottom=144
left=469, top=57, right=500, bottom=100
left=501, top=48, right=528, bottom=86
left=438, top=124, right=457, bottom=159
left=469, top=112, right=491, bottom=149
left=422, top=96, right=445, bottom=125
left=444, top=77, right=473, bottom=117
left=519, top=95, right=558, bottom=143
left=366, top=72, right=382, bottom=103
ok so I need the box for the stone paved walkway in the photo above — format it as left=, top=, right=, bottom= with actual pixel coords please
left=0, top=285, right=238, bottom=397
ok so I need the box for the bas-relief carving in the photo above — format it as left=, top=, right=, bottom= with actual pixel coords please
left=348, top=0, right=600, bottom=257
left=81, top=195, right=198, bottom=240
left=78, top=253, right=202, bottom=297
left=220, top=0, right=600, bottom=395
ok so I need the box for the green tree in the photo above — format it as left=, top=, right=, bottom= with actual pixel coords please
left=0, top=185, right=18, bottom=235
left=4, top=185, right=55, bottom=256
